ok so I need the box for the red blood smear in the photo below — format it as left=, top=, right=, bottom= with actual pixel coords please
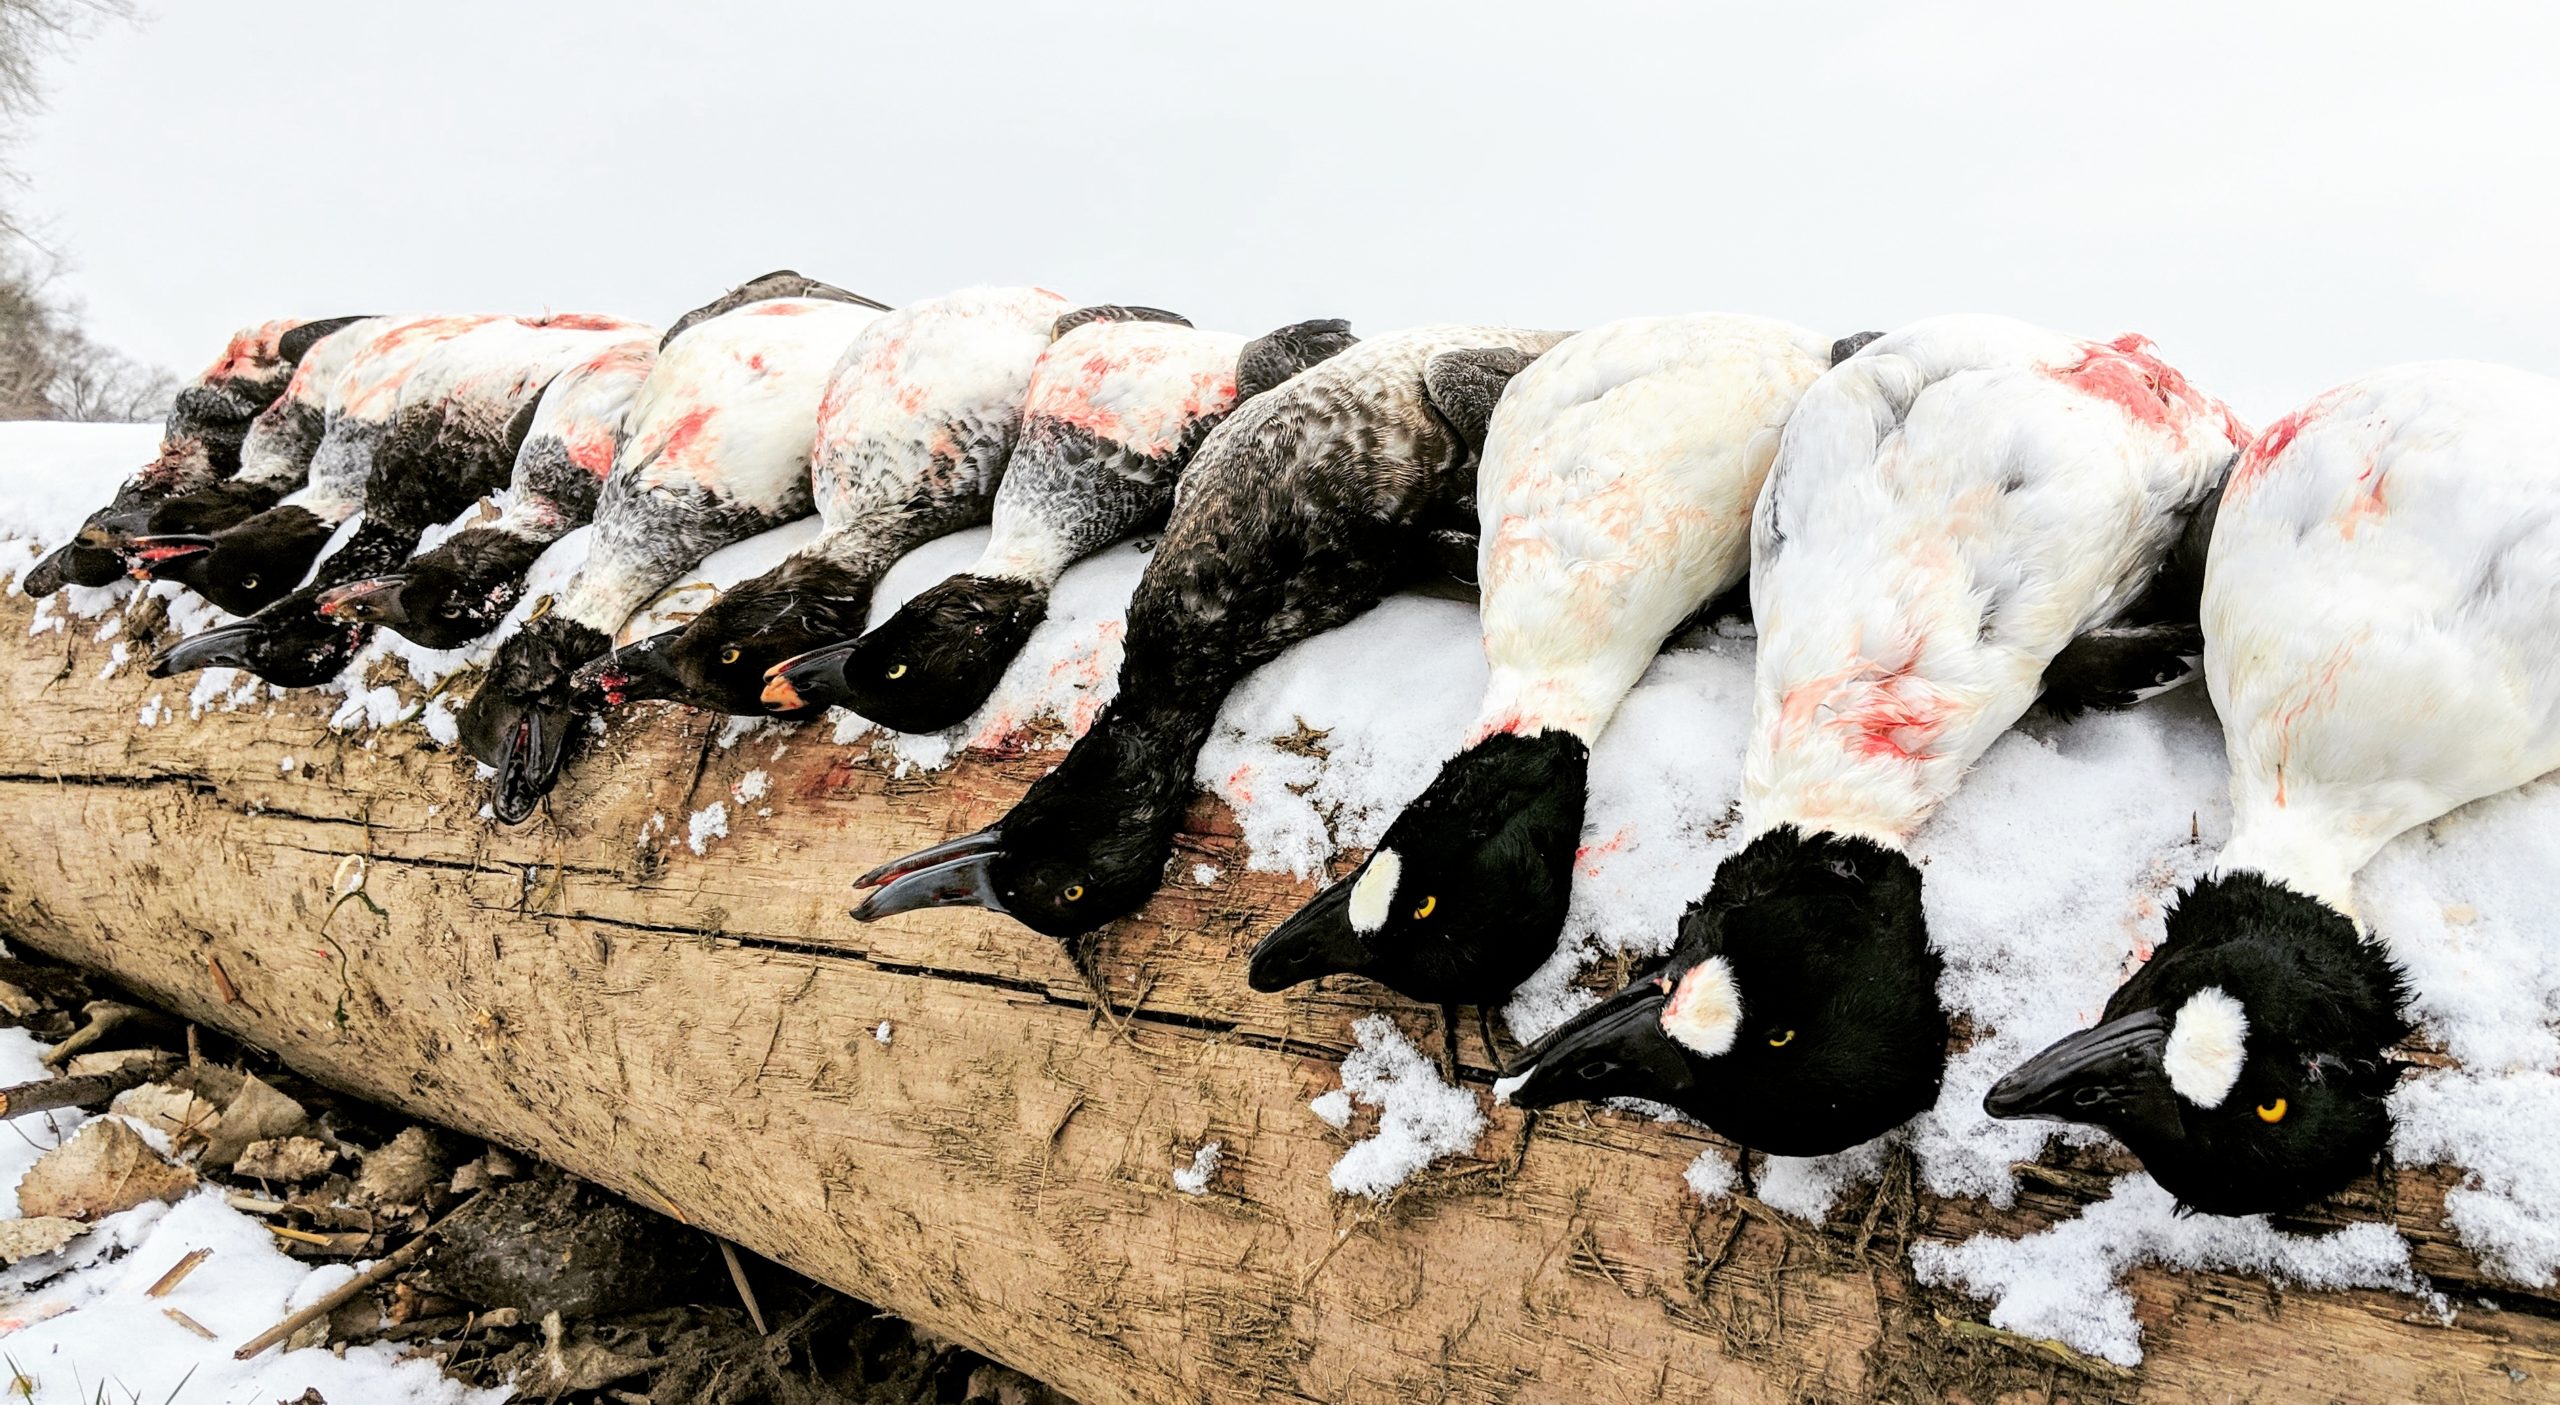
left=2231, top=406, right=2314, bottom=489
left=2042, top=334, right=2248, bottom=448
left=563, top=422, right=618, bottom=478
left=656, top=406, right=717, bottom=466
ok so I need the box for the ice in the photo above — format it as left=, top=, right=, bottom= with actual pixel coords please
left=1323, top=1016, right=1487, bottom=1200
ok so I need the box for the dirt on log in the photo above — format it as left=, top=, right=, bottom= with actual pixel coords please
left=0, top=591, right=2554, bottom=1405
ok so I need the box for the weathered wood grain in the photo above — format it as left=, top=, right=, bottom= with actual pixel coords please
left=0, top=593, right=2551, bottom=1404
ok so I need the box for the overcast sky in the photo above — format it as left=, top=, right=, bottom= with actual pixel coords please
left=22, top=1, right=2560, bottom=422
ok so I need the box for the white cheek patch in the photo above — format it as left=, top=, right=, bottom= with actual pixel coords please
left=1347, top=849, right=1400, bottom=934
left=1660, top=957, right=1741, bottom=1058
left=2165, top=986, right=2250, bottom=1108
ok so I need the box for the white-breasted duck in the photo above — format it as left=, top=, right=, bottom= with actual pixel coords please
left=145, top=314, right=652, bottom=685
left=1501, top=314, right=2250, bottom=1159
left=1987, top=361, right=2560, bottom=1216
left=764, top=314, right=1358, bottom=729
left=30, top=315, right=371, bottom=593
left=1249, top=314, right=1837, bottom=1041
left=458, top=292, right=888, bottom=823
left=570, top=286, right=1075, bottom=717
left=125, top=314, right=510, bottom=615
left=846, top=322, right=1571, bottom=966
left=314, top=336, right=658, bottom=648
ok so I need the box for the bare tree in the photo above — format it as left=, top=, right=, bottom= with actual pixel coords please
left=0, top=0, right=170, bottom=422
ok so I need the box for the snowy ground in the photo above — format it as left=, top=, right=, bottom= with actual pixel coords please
left=0, top=1022, right=502, bottom=1405
left=8, top=423, right=2559, bottom=1366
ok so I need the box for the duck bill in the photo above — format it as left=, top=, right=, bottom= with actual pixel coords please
left=761, top=639, right=857, bottom=714
left=1499, top=979, right=1695, bottom=1110
left=1984, top=1007, right=2183, bottom=1146
left=1248, top=878, right=1374, bottom=992
left=316, top=574, right=409, bottom=624
left=488, top=703, right=573, bottom=826
left=124, top=534, right=216, bottom=579
left=575, top=630, right=688, bottom=709
left=148, top=621, right=260, bottom=677
left=851, top=828, right=1008, bottom=921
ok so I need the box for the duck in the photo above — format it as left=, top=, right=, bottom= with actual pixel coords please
left=123, top=314, right=512, bottom=616
left=1498, top=314, right=2250, bottom=1159
left=567, top=286, right=1075, bottom=717
left=458, top=292, right=888, bottom=824
left=1986, top=361, right=2560, bottom=1216
left=762, top=314, right=1359, bottom=730
left=312, top=336, right=658, bottom=649
left=1246, top=314, right=1838, bottom=1041
left=144, top=314, right=653, bottom=686
left=846, top=322, right=1571, bottom=963
left=27, top=316, right=371, bottom=594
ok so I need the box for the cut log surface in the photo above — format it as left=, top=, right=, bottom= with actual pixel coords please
left=0, top=590, right=2554, bottom=1405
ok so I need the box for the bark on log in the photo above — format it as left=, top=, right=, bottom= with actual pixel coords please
left=0, top=592, right=2555, bottom=1404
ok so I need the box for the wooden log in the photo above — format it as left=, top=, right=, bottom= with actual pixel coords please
left=0, top=590, right=2553, bottom=1404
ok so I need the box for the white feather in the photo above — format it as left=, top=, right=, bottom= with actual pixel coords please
left=2205, top=361, right=2560, bottom=917
left=1743, top=314, right=2247, bottom=845
left=1348, top=848, right=1400, bottom=934
left=1663, top=956, right=1742, bottom=1057
left=1469, top=313, right=1831, bottom=744
left=2164, top=986, right=2250, bottom=1107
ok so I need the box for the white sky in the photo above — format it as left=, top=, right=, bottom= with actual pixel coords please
left=22, top=1, right=2560, bottom=422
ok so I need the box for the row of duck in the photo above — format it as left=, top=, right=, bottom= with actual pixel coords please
left=29, top=270, right=2560, bottom=1221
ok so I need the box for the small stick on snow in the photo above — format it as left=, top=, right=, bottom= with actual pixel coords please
left=0, top=1052, right=172, bottom=1117
left=714, top=1236, right=768, bottom=1335
left=163, top=1307, right=217, bottom=1340
left=233, top=1189, right=483, bottom=1359
left=145, top=1247, right=213, bottom=1297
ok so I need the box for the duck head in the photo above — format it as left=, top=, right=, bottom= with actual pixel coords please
left=1500, top=826, right=1948, bottom=1157
left=460, top=613, right=614, bottom=824
left=852, top=713, right=1189, bottom=939
left=124, top=505, right=334, bottom=616
left=1250, top=729, right=1588, bottom=1007
left=576, top=555, right=875, bottom=718
left=1987, top=872, right=2411, bottom=1217
left=765, top=573, right=1048, bottom=729
left=144, top=592, right=371, bottom=687
left=318, top=529, right=546, bottom=649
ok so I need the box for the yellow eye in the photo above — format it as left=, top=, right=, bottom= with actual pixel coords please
left=719, top=646, right=741, bottom=665
left=1768, top=1029, right=1796, bottom=1048
left=887, top=663, right=908, bottom=679
left=528, top=594, right=554, bottom=621
left=2256, top=1098, right=2288, bottom=1124
left=241, top=574, right=259, bottom=590
left=1062, top=884, right=1085, bottom=902
left=1412, top=895, right=1436, bottom=920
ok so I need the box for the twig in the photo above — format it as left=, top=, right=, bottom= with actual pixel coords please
left=714, top=1236, right=768, bottom=1335
left=234, top=1190, right=481, bottom=1359
left=145, top=1247, right=212, bottom=1297
left=40, top=1001, right=141, bottom=1068
left=0, top=1052, right=171, bottom=1117
left=162, top=1308, right=215, bottom=1340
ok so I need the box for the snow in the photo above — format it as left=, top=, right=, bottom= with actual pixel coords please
left=873, top=1021, right=893, bottom=1046
left=1172, top=1141, right=1222, bottom=1196
left=734, top=769, right=770, bottom=804
left=0, top=1026, right=500, bottom=1405
left=0, top=421, right=159, bottom=563
left=1683, top=1148, right=1736, bottom=1203
left=1191, top=863, right=1221, bottom=886
left=1322, top=1016, right=1487, bottom=1200
left=685, top=802, right=729, bottom=854
left=1307, top=1090, right=1353, bottom=1130
left=1911, top=1174, right=2430, bottom=1367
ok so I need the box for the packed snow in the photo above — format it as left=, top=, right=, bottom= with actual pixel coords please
left=11, top=422, right=2560, bottom=1361
left=685, top=801, right=729, bottom=855
left=0, top=1026, right=501, bottom=1404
